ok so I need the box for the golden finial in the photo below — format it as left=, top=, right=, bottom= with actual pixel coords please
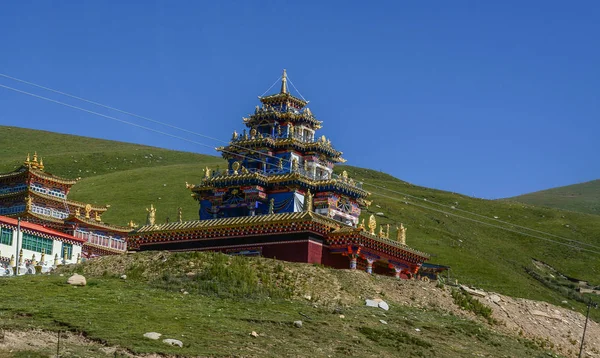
left=38, top=158, right=44, bottom=170
left=368, top=215, right=377, bottom=235
left=146, top=204, right=156, bottom=225
left=24, top=153, right=31, bottom=166
left=33, top=152, right=38, bottom=163
left=280, top=69, right=288, bottom=94
left=85, top=204, right=92, bottom=219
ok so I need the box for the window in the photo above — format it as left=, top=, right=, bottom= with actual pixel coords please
left=0, top=228, right=13, bottom=245
left=61, top=242, right=73, bottom=260
left=22, top=233, right=53, bottom=254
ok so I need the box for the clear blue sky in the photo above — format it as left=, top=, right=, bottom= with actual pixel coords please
left=1, top=1, right=598, bottom=199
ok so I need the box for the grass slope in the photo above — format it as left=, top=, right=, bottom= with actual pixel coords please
left=0, top=252, right=563, bottom=358
left=1, top=125, right=599, bottom=322
left=508, top=180, right=600, bottom=216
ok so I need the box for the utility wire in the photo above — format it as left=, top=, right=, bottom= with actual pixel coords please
left=2, top=75, right=598, bottom=254
left=369, top=191, right=600, bottom=255
left=363, top=182, right=600, bottom=251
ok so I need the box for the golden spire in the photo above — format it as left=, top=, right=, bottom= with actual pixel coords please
left=280, top=69, right=288, bottom=94
left=25, top=153, right=31, bottom=166
left=33, top=152, right=38, bottom=163
left=39, top=157, right=44, bottom=171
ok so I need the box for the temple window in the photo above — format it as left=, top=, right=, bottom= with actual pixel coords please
left=22, top=233, right=53, bottom=254
left=0, top=228, right=13, bottom=245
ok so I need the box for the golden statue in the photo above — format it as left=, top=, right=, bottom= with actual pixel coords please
left=75, top=207, right=81, bottom=216
left=379, top=225, right=384, bottom=238
left=304, top=190, right=313, bottom=212
left=342, top=170, right=348, bottom=182
left=368, top=215, right=377, bottom=235
left=386, top=224, right=390, bottom=239
left=204, top=167, right=212, bottom=179
left=268, top=198, right=274, bottom=214
left=146, top=204, right=156, bottom=226
left=358, top=218, right=365, bottom=230
left=178, top=207, right=183, bottom=222
left=396, top=224, right=407, bottom=245
left=303, top=160, right=308, bottom=172
left=85, top=204, right=92, bottom=219
left=288, top=124, right=294, bottom=136
left=292, top=158, right=298, bottom=172
left=232, top=130, right=238, bottom=140
left=94, top=211, right=101, bottom=222
left=128, top=220, right=138, bottom=229
left=241, top=166, right=249, bottom=174
left=25, top=195, right=33, bottom=211
left=232, top=161, right=240, bottom=175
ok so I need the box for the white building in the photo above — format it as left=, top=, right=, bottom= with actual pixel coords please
left=0, top=215, right=84, bottom=270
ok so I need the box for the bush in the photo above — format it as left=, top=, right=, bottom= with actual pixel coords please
left=451, top=289, right=494, bottom=324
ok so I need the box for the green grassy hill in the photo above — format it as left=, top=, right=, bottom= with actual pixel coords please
left=507, top=180, right=600, bottom=216
left=1, top=125, right=599, bottom=322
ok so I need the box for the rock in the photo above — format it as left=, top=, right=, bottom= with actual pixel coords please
left=163, top=338, right=183, bottom=347
left=120, top=275, right=127, bottom=280
left=183, top=291, right=189, bottom=295
left=250, top=331, right=258, bottom=337
left=303, top=294, right=312, bottom=301
left=67, top=274, right=86, bottom=286
left=489, top=294, right=501, bottom=303
left=365, top=299, right=379, bottom=307
left=415, top=328, right=421, bottom=332
left=59, top=274, right=64, bottom=277
left=143, top=332, right=162, bottom=340
left=186, top=272, right=195, bottom=277
left=378, top=301, right=389, bottom=311
left=460, top=285, right=486, bottom=297
left=293, top=320, right=303, bottom=328
left=561, top=300, right=568, bottom=304
left=339, top=314, right=345, bottom=319
left=379, top=320, right=387, bottom=325
left=375, top=212, right=384, bottom=216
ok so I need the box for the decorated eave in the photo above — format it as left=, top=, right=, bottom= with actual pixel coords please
left=259, top=92, right=308, bottom=109
left=328, top=227, right=430, bottom=261
left=0, top=215, right=85, bottom=246
left=243, top=110, right=323, bottom=129
left=66, top=215, right=132, bottom=233
left=217, top=137, right=345, bottom=163
left=190, top=171, right=370, bottom=198
left=6, top=210, right=66, bottom=224
left=28, top=168, right=78, bottom=186
left=21, top=190, right=108, bottom=212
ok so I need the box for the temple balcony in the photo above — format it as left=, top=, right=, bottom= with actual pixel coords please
left=30, top=204, right=69, bottom=219
left=30, top=184, right=66, bottom=199
left=74, top=229, right=127, bottom=252
left=0, top=184, right=27, bottom=195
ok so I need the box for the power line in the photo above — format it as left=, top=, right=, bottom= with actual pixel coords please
left=363, top=182, right=600, bottom=251
left=369, top=191, right=600, bottom=255
left=2, top=76, right=598, bottom=255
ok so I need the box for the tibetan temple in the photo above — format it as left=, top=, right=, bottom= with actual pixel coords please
left=0, top=153, right=130, bottom=257
left=129, top=70, right=431, bottom=278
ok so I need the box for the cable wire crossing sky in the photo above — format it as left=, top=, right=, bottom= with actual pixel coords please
left=0, top=1, right=598, bottom=199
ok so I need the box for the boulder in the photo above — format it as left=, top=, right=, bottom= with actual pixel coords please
left=365, top=299, right=379, bottom=307
left=378, top=301, right=389, bottom=311
left=163, top=338, right=183, bottom=347
left=143, top=332, right=162, bottom=340
left=293, top=320, right=303, bottom=328
left=250, top=331, right=259, bottom=337
left=120, top=275, right=127, bottom=280
left=489, top=294, right=501, bottom=303
left=67, top=274, right=86, bottom=286
left=379, top=320, right=388, bottom=325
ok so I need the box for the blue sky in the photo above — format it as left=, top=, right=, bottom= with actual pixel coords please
left=0, top=1, right=598, bottom=199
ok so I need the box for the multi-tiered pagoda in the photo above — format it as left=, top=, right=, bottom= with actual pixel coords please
left=0, top=154, right=130, bottom=256
left=191, top=70, right=369, bottom=225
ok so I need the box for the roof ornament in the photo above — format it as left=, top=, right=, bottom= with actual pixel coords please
left=396, top=224, right=407, bottom=245
left=280, top=69, right=288, bottom=94
left=33, top=152, right=38, bottom=163
left=25, top=195, right=33, bottom=211
left=368, top=215, right=377, bottom=235
left=24, top=153, right=31, bottom=167
left=146, top=204, right=156, bottom=226
left=178, top=207, right=183, bottom=222
left=268, top=198, right=275, bottom=214
left=304, top=189, right=313, bottom=212
left=85, top=204, right=92, bottom=219
left=38, top=158, right=44, bottom=171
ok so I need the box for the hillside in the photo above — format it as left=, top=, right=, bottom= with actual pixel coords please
left=508, top=180, right=600, bottom=216
left=1, top=125, right=599, bottom=323
left=2, top=251, right=595, bottom=357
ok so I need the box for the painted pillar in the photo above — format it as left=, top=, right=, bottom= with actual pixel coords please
left=349, top=256, right=357, bottom=270
left=366, top=259, right=375, bottom=275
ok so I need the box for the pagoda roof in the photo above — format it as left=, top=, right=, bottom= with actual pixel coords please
left=243, top=110, right=322, bottom=129
left=190, top=171, right=369, bottom=198
left=329, top=227, right=430, bottom=260
left=219, top=137, right=345, bottom=163
left=29, top=167, right=78, bottom=185
left=66, top=215, right=132, bottom=233
left=0, top=215, right=85, bottom=244
left=258, top=69, right=308, bottom=109
left=0, top=189, right=108, bottom=213
left=132, top=211, right=340, bottom=234
left=5, top=210, right=66, bottom=224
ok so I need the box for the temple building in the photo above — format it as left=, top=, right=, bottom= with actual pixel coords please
left=129, top=71, right=431, bottom=278
left=0, top=215, right=84, bottom=274
left=0, top=154, right=130, bottom=257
